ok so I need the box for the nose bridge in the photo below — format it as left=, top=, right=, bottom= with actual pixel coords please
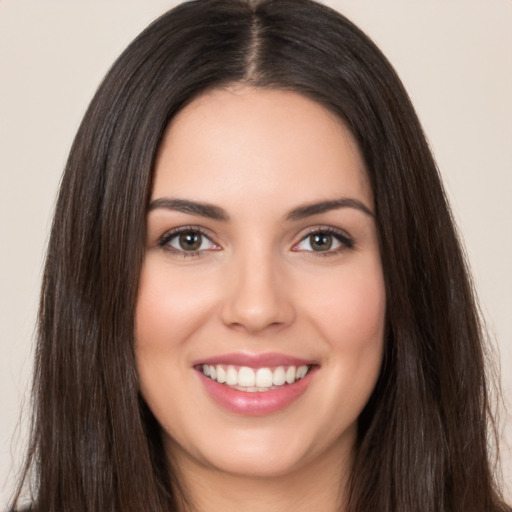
left=221, top=241, right=294, bottom=333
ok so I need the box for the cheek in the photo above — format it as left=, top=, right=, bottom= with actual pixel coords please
left=306, top=259, right=386, bottom=347
left=134, top=258, right=215, bottom=429
left=134, top=257, right=214, bottom=350
left=301, top=257, right=386, bottom=410
left=301, top=259, right=386, bottom=427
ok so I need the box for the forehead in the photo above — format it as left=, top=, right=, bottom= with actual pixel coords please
left=152, top=85, right=372, bottom=209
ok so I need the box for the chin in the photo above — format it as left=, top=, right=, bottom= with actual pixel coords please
left=163, top=413, right=357, bottom=481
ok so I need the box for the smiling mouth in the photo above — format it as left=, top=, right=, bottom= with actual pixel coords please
left=198, top=364, right=312, bottom=392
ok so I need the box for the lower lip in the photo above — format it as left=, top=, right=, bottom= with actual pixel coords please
left=197, top=368, right=316, bottom=416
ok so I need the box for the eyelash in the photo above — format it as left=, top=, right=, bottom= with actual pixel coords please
left=157, top=226, right=355, bottom=258
left=158, top=226, right=217, bottom=259
left=292, top=227, right=355, bottom=257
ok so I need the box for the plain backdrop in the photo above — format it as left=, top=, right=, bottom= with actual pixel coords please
left=1, top=0, right=511, bottom=506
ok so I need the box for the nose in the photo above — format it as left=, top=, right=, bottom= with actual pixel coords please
left=220, top=248, right=295, bottom=335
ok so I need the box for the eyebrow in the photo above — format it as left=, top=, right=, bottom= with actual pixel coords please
left=148, top=196, right=374, bottom=222
left=148, top=198, right=230, bottom=221
left=285, top=198, right=374, bottom=220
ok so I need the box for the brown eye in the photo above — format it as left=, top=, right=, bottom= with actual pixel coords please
left=309, top=233, right=333, bottom=251
left=160, top=228, right=219, bottom=255
left=179, top=231, right=202, bottom=251
left=293, top=228, right=354, bottom=254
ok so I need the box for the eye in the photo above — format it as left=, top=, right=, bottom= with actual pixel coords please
left=293, top=228, right=354, bottom=254
left=159, top=228, right=219, bottom=255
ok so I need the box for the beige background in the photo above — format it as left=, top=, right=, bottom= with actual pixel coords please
left=1, top=0, right=510, bottom=505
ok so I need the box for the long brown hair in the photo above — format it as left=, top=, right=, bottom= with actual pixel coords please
left=10, top=1, right=510, bottom=511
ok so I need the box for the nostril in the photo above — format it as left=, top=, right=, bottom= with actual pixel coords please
left=221, top=298, right=293, bottom=333
left=226, top=319, right=286, bottom=335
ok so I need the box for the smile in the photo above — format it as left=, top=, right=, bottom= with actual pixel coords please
left=194, top=353, right=318, bottom=415
left=200, top=364, right=311, bottom=392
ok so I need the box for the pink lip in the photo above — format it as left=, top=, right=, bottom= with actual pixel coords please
left=193, top=351, right=315, bottom=368
left=195, top=357, right=318, bottom=416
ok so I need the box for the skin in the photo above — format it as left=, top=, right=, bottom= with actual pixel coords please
left=135, top=85, right=386, bottom=512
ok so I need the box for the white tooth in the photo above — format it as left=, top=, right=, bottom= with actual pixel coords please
left=238, top=366, right=256, bottom=387
left=209, top=365, right=216, bottom=380
left=246, top=387, right=259, bottom=392
left=296, top=365, right=308, bottom=380
left=202, top=364, right=210, bottom=377
left=216, top=365, right=226, bottom=383
left=285, top=366, right=296, bottom=384
left=273, top=366, right=286, bottom=386
left=256, top=368, right=273, bottom=388
left=226, top=366, right=237, bottom=385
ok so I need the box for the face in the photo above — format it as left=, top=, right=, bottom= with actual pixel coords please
left=135, top=86, right=385, bottom=481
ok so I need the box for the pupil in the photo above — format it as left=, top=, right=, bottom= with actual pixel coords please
left=179, top=232, right=201, bottom=251
left=311, top=233, right=332, bottom=251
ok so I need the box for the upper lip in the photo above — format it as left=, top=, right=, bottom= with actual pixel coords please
left=193, top=352, right=317, bottom=368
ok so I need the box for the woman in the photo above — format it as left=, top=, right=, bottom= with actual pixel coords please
left=8, top=1, right=510, bottom=511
